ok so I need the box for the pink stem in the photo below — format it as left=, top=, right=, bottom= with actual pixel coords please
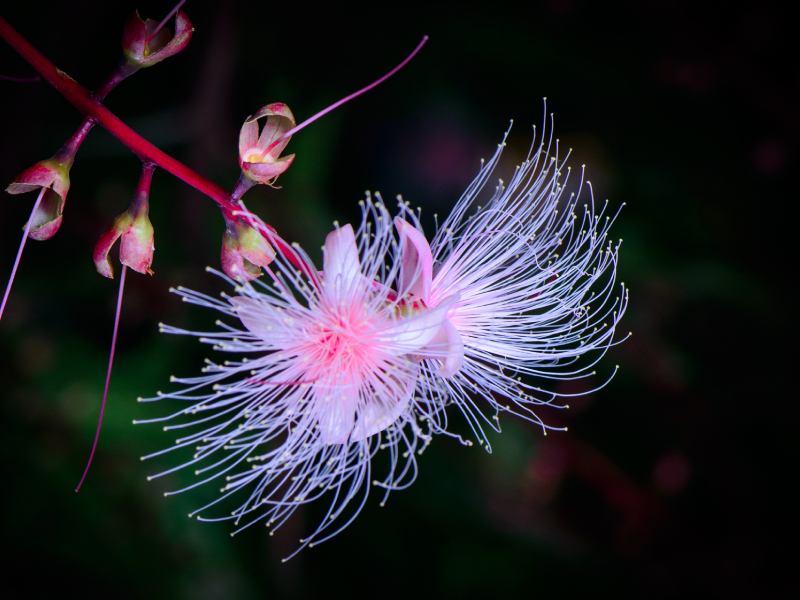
left=0, top=187, right=46, bottom=322
left=75, top=264, right=127, bottom=492
left=0, top=73, right=40, bottom=82
left=259, top=35, right=429, bottom=158
left=145, top=0, right=188, bottom=44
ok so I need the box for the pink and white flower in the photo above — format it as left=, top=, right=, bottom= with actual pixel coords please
left=392, top=119, right=629, bottom=449
left=138, top=200, right=453, bottom=551
left=140, top=115, right=627, bottom=551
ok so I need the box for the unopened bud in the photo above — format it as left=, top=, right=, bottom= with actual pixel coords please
left=220, top=216, right=275, bottom=282
left=238, top=104, right=296, bottom=187
left=122, top=10, right=193, bottom=69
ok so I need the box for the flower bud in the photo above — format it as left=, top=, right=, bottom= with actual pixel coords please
left=221, top=216, right=276, bottom=282
left=94, top=179, right=155, bottom=279
left=6, top=157, right=71, bottom=240
left=238, top=104, right=296, bottom=186
left=122, top=10, right=193, bottom=69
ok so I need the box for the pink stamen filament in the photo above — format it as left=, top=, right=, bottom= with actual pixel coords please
left=75, top=264, right=127, bottom=492
left=145, top=0, right=187, bottom=45
left=258, top=35, right=429, bottom=160
left=0, top=73, right=40, bottom=82
left=245, top=378, right=319, bottom=386
left=0, top=187, right=46, bottom=322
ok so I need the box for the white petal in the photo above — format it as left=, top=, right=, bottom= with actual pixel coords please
left=379, top=294, right=459, bottom=356
left=350, top=374, right=415, bottom=442
left=322, top=225, right=361, bottom=301
left=230, top=296, right=288, bottom=344
left=427, top=318, right=464, bottom=377
left=316, top=384, right=358, bottom=444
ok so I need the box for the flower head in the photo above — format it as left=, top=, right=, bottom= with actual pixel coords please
left=238, top=104, right=296, bottom=187
left=139, top=201, right=452, bottom=551
left=394, top=118, right=629, bottom=448
left=139, top=113, right=627, bottom=551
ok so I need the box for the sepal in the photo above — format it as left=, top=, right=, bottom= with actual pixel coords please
left=6, top=158, right=72, bottom=241
left=122, top=10, right=193, bottom=69
left=93, top=192, right=155, bottom=278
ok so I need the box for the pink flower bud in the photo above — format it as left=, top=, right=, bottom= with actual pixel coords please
left=122, top=9, right=193, bottom=69
left=5, top=157, right=71, bottom=240
left=220, top=217, right=276, bottom=282
left=94, top=188, right=155, bottom=279
left=238, top=104, right=296, bottom=186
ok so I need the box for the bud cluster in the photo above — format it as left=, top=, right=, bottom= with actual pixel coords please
left=4, top=9, right=197, bottom=280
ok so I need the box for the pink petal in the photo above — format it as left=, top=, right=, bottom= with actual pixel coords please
left=238, top=119, right=259, bottom=162
left=241, top=155, right=294, bottom=180
left=394, top=217, right=432, bottom=303
left=252, top=103, right=296, bottom=156
left=351, top=373, right=415, bottom=442
left=250, top=103, right=295, bottom=123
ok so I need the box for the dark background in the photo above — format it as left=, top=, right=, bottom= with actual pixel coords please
left=0, top=1, right=796, bottom=598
